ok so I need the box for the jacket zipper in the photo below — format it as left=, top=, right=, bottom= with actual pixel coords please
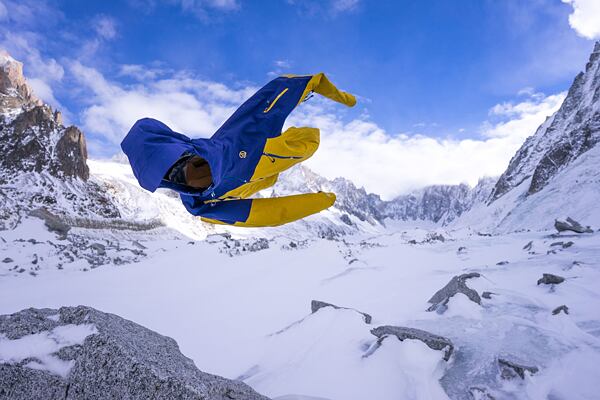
left=262, top=152, right=303, bottom=163
left=263, top=88, right=289, bottom=113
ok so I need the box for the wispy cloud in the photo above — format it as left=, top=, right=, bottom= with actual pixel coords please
left=67, top=61, right=565, bottom=198
left=69, top=62, right=257, bottom=154
left=285, top=89, right=564, bottom=199
left=94, top=15, right=118, bottom=40
left=287, top=0, right=360, bottom=17
left=562, top=0, right=600, bottom=39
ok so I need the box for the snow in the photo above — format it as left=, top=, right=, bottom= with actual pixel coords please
left=454, top=145, right=600, bottom=233
left=1, top=223, right=599, bottom=399
left=0, top=323, right=97, bottom=378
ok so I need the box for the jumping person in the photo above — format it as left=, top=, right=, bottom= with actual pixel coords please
left=121, top=73, right=356, bottom=227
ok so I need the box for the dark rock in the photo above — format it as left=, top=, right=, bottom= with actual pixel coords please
left=339, top=213, right=353, bottom=226
left=457, top=246, right=467, bottom=254
left=424, top=232, right=445, bottom=243
left=427, top=272, right=481, bottom=313
left=498, top=358, right=538, bottom=380
left=550, top=241, right=575, bottom=249
left=555, top=217, right=593, bottom=234
left=552, top=305, right=569, bottom=315
left=311, top=300, right=372, bottom=324
left=537, top=273, right=565, bottom=285
left=523, top=241, right=533, bottom=251
left=0, top=306, right=269, bottom=400
left=2, top=257, right=12, bottom=263
left=89, top=243, right=106, bottom=255
left=496, top=261, right=509, bottom=265
left=370, top=325, right=454, bottom=361
left=482, top=291, right=495, bottom=299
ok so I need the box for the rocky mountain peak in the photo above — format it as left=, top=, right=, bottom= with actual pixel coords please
left=0, top=50, right=41, bottom=109
left=0, top=50, right=88, bottom=181
left=489, top=41, right=600, bottom=202
left=0, top=50, right=119, bottom=230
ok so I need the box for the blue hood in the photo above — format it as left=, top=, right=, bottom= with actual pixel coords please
left=120, top=118, right=218, bottom=193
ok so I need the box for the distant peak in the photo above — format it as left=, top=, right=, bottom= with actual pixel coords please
left=0, top=48, right=41, bottom=107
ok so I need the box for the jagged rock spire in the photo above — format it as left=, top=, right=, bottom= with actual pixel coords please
left=489, top=41, right=600, bottom=202
left=0, top=49, right=89, bottom=180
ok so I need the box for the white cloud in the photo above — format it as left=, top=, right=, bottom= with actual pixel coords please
left=94, top=15, right=117, bottom=40
left=562, top=0, right=600, bottom=39
left=70, top=62, right=257, bottom=151
left=285, top=91, right=565, bottom=199
left=71, top=63, right=565, bottom=199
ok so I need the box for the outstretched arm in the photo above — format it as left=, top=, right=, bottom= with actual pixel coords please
left=200, top=192, right=336, bottom=227
left=298, top=72, right=356, bottom=107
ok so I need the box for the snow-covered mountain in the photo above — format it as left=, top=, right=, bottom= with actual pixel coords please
left=490, top=42, right=600, bottom=201
left=454, top=41, right=600, bottom=233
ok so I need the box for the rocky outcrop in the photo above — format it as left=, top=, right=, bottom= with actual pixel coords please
left=0, top=50, right=121, bottom=230
left=490, top=42, right=600, bottom=202
left=552, top=305, right=569, bottom=315
left=427, top=272, right=481, bottom=313
left=369, top=325, right=454, bottom=361
left=554, top=217, right=593, bottom=233
left=537, top=273, right=565, bottom=285
left=0, top=306, right=269, bottom=400
left=310, top=300, right=372, bottom=324
left=498, top=358, right=538, bottom=380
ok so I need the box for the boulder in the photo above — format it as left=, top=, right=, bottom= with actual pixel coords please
left=0, top=306, right=269, bottom=400
left=370, top=325, right=454, bottom=361
left=554, top=217, right=593, bottom=234
left=427, top=272, right=481, bottom=313
left=552, top=305, right=569, bottom=315
left=310, top=300, right=372, bottom=324
left=537, top=273, right=565, bottom=285
left=498, top=358, right=538, bottom=380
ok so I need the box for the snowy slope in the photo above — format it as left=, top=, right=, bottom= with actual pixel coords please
left=2, top=225, right=599, bottom=399
left=490, top=42, right=600, bottom=201
left=454, top=145, right=600, bottom=233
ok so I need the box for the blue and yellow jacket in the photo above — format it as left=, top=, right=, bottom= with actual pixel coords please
left=121, top=73, right=356, bottom=227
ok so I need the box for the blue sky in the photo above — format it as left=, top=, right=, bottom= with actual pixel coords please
left=1, top=0, right=599, bottom=197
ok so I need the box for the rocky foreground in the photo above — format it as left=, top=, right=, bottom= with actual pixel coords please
left=0, top=306, right=268, bottom=400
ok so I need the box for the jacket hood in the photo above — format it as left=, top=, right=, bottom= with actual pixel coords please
left=121, top=118, right=217, bottom=193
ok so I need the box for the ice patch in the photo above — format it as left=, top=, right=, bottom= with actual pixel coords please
left=0, top=323, right=97, bottom=378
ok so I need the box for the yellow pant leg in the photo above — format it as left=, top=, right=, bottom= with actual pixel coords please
left=201, top=192, right=336, bottom=227
left=251, top=127, right=320, bottom=180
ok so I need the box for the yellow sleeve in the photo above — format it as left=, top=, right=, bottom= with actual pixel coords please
left=300, top=73, right=356, bottom=107
left=201, top=192, right=336, bottom=227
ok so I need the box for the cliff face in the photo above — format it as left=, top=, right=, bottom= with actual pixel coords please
left=0, top=50, right=89, bottom=181
left=0, top=50, right=119, bottom=230
left=490, top=42, right=600, bottom=202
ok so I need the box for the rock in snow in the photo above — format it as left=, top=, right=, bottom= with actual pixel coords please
left=537, top=273, right=565, bottom=286
left=427, top=272, right=481, bottom=313
left=554, top=217, right=593, bottom=234
left=552, top=305, right=570, bottom=315
left=0, top=306, right=269, bottom=400
left=370, top=325, right=454, bottom=361
left=498, top=358, right=539, bottom=380
left=310, top=300, right=372, bottom=324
